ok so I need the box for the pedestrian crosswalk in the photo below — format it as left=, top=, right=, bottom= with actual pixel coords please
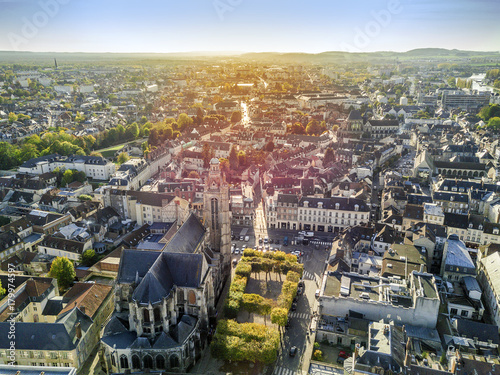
left=288, top=312, right=310, bottom=319
left=311, top=241, right=332, bottom=246
left=273, top=365, right=299, bottom=375
left=303, top=270, right=315, bottom=280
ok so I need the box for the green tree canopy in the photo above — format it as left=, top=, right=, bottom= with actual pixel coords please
left=117, top=152, right=130, bottom=165
left=81, top=249, right=97, bottom=266
left=49, top=257, right=76, bottom=290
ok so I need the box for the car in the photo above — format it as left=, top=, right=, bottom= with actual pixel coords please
left=291, top=302, right=297, bottom=311
left=234, top=248, right=240, bottom=255
left=232, top=259, right=238, bottom=267
left=244, top=236, right=250, bottom=242
left=275, top=239, right=280, bottom=244
left=269, top=238, right=274, bottom=244
left=315, top=289, right=321, bottom=298
left=259, top=238, right=263, bottom=244
left=289, top=346, right=298, bottom=357
left=298, top=280, right=305, bottom=288
left=231, top=235, right=235, bottom=240
left=339, top=351, right=350, bottom=359
left=297, top=287, right=303, bottom=295
left=239, top=235, right=244, bottom=241
left=293, top=296, right=298, bottom=303
left=264, top=237, right=269, bottom=244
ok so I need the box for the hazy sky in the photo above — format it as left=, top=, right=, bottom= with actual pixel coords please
left=0, top=0, right=498, bottom=53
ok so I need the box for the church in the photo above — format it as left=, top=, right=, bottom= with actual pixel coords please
left=101, top=158, right=231, bottom=373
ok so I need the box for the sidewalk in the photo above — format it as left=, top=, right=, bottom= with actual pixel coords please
left=299, top=301, right=319, bottom=375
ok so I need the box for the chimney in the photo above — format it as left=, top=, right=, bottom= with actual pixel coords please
left=419, top=264, right=424, bottom=273
left=75, top=322, right=82, bottom=339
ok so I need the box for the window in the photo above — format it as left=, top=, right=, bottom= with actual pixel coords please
left=461, top=310, right=468, bottom=317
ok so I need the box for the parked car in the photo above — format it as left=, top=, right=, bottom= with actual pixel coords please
left=269, top=238, right=274, bottom=244
left=339, top=351, right=350, bottom=359
left=289, top=346, right=298, bottom=357
left=298, top=280, right=304, bottom=288
left=291, top=302, right=297, bottom=311
left=315, top=289, right=320, bottom=298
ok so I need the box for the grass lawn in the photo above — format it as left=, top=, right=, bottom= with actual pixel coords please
left=96, top=143, right=126, bottom=158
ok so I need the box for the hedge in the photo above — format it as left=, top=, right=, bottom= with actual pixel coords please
left=211, top=320, right=280, bottom=364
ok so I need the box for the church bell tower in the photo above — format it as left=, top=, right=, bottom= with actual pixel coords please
left=203, top=158, right=231, bottom=275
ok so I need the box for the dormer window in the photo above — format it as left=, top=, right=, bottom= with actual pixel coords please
left=304, top=201, right=309, bottom=208
left=494, top=228, right=499, bottom=235
left=335, top=203, right=340, bottom=210
left=469, top=223, right=473, bottom=229
left=354, top=204, right=359, bottom=211
left=318, top=202, right=323, bottom=209
left=479, top=225, right=483, bottom=230
left=444, top=186, right=448, bottom=191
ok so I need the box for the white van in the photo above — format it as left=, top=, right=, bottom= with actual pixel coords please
left=244, top=236, right=250, bottom=242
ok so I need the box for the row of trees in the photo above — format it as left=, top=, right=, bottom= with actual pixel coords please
left=287, top=119, right=327, bottom=135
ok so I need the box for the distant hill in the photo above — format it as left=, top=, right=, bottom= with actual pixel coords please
left=0, top=48, right=498, bottom=65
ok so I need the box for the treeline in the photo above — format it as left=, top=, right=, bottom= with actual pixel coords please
left=0, top=112, right=198, bottom=170
left=486, top=69, right=500, bottom=89
left=287, top=119, right=327, bottom=135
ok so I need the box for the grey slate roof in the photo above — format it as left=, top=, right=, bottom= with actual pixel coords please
left=0, top=322, right=75, bottom=350
left=132, top=252, right=204, bottom=304
left=117, top=249, right=161, bottom=284
left=163, top=213, right=205, bottom=254
left=444, top=237, right=474, bottom=269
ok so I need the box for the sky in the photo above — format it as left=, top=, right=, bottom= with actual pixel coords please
left=0, top=0, right=499, bottom=53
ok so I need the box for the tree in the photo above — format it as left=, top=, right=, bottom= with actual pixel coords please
left=332, top=124, right=339, bottom=132
left=20, top=143, right=39, bottom=161
left=201, top=143, right=214, bottom=168
left=229, top=145, right=239, bottom=170
left=78, top=194, right=92, bottom=201
left=117, top=152, right=130, bottom=165
left=148, top=128, right=160, bottom=146
left=81, top=249, right=97, bottom=266
left=231, top=111, right=242, bottom=123
left=263, top=141, right=274, bottom=152
left=61, top=169, right=74, bottom=187
left=188, top=171, right=200, bottom=179
left=177, top=113, right=193, bottom=130
left=0, top=280, right=5, bottom=299
left=487, top=117, right=500, bottom=130
left=305, top=119, right=326, bottom=135
left=237, top=150, right=247, bottom=167
left=324, top=148, right=335, bottom=166
left=49, top=257, right=76, bottom=290
left=0, top=216, right=10, bottom=226
left=288, top=122, right=305, bottom=134
left=125, top=123, right=140, bottom=139
left=219, top=158, right=230, bottom=175
left=271, top=307, right=288, bottom=346
left=8, top=112, right=17, bottom=124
